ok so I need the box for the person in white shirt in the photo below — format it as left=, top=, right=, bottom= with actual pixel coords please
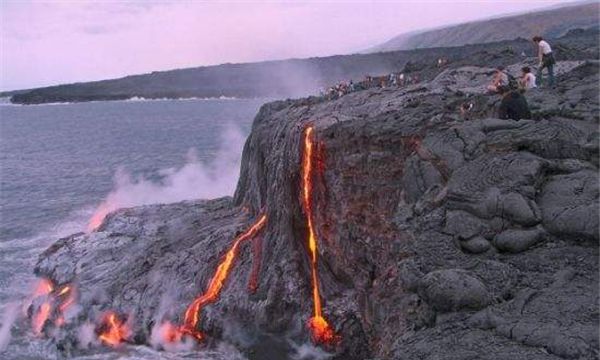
left=533, top=36, right=555, bottom=87
left=519, top=66, right=537, bottom=91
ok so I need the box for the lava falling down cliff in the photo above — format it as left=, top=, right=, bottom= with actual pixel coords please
left=29, top=125, right=339, bottom=350
left=301, top=126, right=338, bottom=345
left=173, top=213, right=268, bottom=342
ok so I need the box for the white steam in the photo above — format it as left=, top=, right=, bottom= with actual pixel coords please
left=0, top=302, right=19, bottom=352
left=149, top=322, right=195, bottom=352
left=289, top=341, right=333, bottom=360
left=88, top=125, right=247, bottom=231
left=76, top=322, right=98, bottom=349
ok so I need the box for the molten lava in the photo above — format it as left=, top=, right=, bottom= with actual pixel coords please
left=87, top=202, right=111, bottom=232
left=31, top=278, right=54, bottom=335
left=32, top=302, right=51, bottom=336
left=33, top=278, right=54, bottom=297
left=98, top=312, right=129, bottom=347
left=301, top=126, right=338, bottom=344
left=56, top=285, right=76, bottom=326
left=176, top=214, right=268, bottom=341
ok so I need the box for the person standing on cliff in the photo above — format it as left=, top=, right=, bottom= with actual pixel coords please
left=533, top=36, right=555, bottom=87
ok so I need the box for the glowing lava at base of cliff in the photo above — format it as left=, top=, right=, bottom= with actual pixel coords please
left=98, top=312, right=130, bottom=347
left=32, top=302, right=51, bottom=336
left=31, top=279, right=54, bottom=335
left=31, top=279, right=77, bottom=334
left=301, top=126, right=338, bottom=345
left=55, top=285, right=76, bottom=326
left=164, top=214, right=267, bottom=343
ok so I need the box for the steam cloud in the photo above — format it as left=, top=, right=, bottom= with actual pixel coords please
left=290, top=341, right=333, bottom=360
left=88, top=125, right=247, bottom=231
left=0, top=303, right=19, bottom=352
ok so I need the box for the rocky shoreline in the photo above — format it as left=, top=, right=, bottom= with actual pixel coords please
left=31, top=38, right=599, bottom=359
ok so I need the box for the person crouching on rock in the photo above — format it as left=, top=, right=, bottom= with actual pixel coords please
left=497, top=85, right=532, bottom=121
left=518, top=66, right=537, bottom=92
left=486, top=66, right=509, bottom=93
left=533, top=36, right=555, bottom=87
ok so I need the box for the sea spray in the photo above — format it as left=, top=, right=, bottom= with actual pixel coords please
left=0, top=302, right=19, bottom=352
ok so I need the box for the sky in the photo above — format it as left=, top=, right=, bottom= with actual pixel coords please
left=0, top=0, right=573, bottom=91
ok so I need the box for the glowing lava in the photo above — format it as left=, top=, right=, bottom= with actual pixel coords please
left=33, top=278, right=54, bottom=297
left=176, top=214, right=268, bottom=341
left=98, top=312, right=129, bottom=347
left=87, top=202, right=111, bottom=232
left=32, top=302, right=51, bottom=336
left=31, top=279, right=54, bottom=335
left=301, top=126, right=338, bottom=345
left=56, top=285, right=76, bottom=326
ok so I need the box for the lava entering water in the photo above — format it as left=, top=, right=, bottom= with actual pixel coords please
left=169, top=214, right=268, bottom=342
left=98, top=312, right=130, bottom=347
left=301, top=126, right=338, bottom=345
left=31, top=280, right=78, bottom=334
left=56, top=285, right=76, bottom=326
left=31, top=279, right=54, bottom=335
left=87, top=202, right=111, bottom=232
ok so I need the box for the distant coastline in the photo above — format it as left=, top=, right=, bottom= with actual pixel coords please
left=0, top=95, right=247, bottom=107
left=6, top=2, right=598, bottom=106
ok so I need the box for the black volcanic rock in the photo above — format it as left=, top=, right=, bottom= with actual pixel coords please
left=33, top=54, right=599, bottom=359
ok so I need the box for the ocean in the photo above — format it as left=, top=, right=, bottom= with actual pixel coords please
left=0, top=98, right=265, bottom=359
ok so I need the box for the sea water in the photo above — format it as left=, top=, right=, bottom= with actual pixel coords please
left=0, top=98, right=265, bottom=359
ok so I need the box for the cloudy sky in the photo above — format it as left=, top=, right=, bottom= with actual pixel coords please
left=1, top=0, right=569, bottom=91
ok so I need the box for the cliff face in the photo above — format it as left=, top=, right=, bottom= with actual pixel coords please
left=33, top=57, right=598, bottom=359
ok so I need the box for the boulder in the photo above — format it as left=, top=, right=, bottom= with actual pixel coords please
left=493, top=226, right=545, bottom=253
left=417, top=269, right=491, bottom=312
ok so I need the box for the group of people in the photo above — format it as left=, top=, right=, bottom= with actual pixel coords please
left=320, top=71, right=426, bottom=100
left=321, top=36, right=557, bottom=122
left=488, top=36, right=556, bottom=121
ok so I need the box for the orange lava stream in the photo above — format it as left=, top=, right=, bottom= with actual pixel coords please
left=178, top=214, right=268, bottom=340
left=33, top=279, right=54, bottom=297
left=87, top=202, right=110, bottom=232
left=56, top=285, right=76, bottom=326
left=32, top=302, right=51, bottom=336
left=301, top=126, right=338, bottom=345
left=31, top=279, right=54, bottom=335
left=98, top=312, right=129, bottom=347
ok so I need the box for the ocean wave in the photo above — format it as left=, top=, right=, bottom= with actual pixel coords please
left=126, top=95, right=239, bottom=102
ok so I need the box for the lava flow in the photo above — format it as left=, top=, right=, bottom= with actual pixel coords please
left=31, top=279, right=78, bottom=334
left=55, top=285, right=76, bottom=326
left=301, top=126, right=338, bottom=345
left=98, top=311, right=130, bottom=347
left=87, top=202, right=111, bottom=232
left=31, top=279, right=54, bottom=335
left=172, top=214, right=268, bottom=341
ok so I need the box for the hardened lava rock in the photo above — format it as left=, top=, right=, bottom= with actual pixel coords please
left=36, top=51, right=598, bottom=358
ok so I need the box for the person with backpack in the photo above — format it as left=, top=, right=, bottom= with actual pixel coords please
left=533, top=36, right=555, bottom=87
left=497, top=85, right=532, bottom=121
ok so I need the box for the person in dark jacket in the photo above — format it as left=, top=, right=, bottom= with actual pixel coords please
left=497, top=85, right=532, bottom=120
